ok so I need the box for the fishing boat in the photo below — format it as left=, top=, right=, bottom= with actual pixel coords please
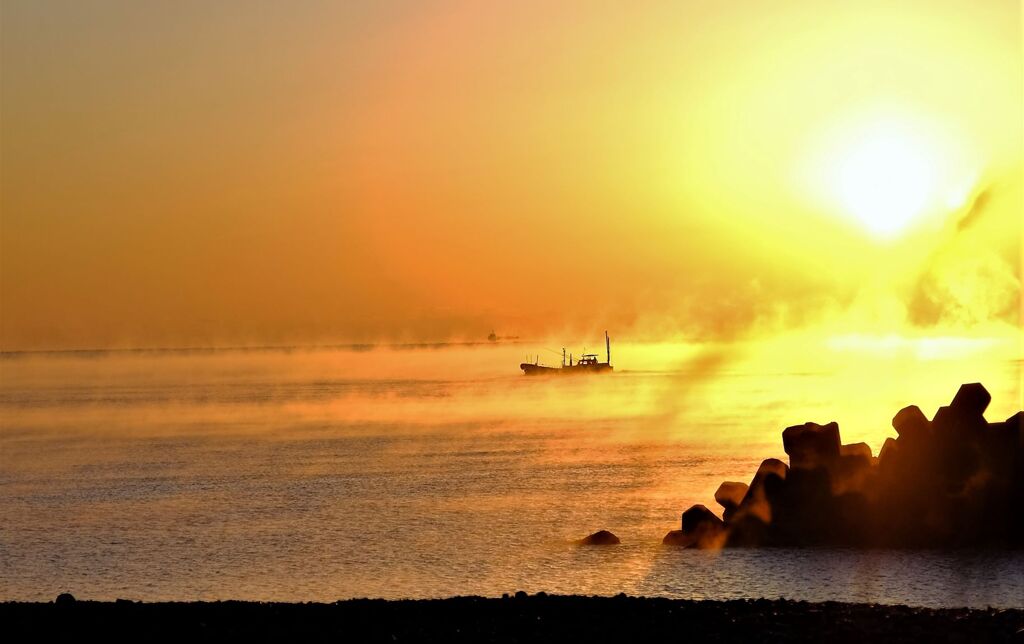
left=520, top=331, right=613, bottom=375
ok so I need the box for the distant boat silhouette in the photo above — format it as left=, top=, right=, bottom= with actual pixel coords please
left=520, top=331, right=613, bottom=375
left=487, top=330, right=498, bottom=342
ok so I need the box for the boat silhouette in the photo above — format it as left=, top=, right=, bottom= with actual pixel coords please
left=520, top=331, right=613, bottom=375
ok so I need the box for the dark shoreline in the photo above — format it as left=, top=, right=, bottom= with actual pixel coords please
left=5, top=594, right=1022, bottom=643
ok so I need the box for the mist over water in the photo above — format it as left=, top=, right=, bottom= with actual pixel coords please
left=1, top=341, right=1021, bottom=606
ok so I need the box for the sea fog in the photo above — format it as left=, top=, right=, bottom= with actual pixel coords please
left=1, top=339, right=1021, bottom=606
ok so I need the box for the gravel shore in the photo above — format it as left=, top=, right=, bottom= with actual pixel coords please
left=4, top=593, right=1022, bottom=643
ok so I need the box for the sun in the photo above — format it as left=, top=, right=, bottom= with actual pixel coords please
left=799, top=109, right=980, bottom=242
left=830, top=124, right=939, bottom=238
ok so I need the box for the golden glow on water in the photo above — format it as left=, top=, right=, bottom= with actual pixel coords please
left=2, top=339, right=1020, bottom=602
left=0, top=0, right=1020, bottom=606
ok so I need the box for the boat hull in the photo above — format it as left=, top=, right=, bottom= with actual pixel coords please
left=520, top=363, right=613, bottom=376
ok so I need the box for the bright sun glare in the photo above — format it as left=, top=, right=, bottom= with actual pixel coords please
left=831, top=125, right=938, bottom=238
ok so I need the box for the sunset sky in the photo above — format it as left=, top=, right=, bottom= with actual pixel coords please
left=2, top=0, right=1021, bottom=350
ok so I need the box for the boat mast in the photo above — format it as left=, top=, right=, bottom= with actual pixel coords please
left=605, top=330, right=610, bottom=365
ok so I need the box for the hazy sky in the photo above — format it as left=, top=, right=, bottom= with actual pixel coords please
left=2, top=0, right=1021, bottom=350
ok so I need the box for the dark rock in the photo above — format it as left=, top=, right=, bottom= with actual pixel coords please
left=675, top=384, right=1023, bottom=549
left=1006, top=411, right=1023, bottom=449
left=675, top=504, right=726, bottom=549
left=950, top=382, right=991, bottom=417
left=714, top=481, right=748, bottom=522
left=892, top=405, right=930, bottom=440
left=931, top=406, right=985, bottom=493
left=878, top=437, right=898, bottom=467
left=661, top=529, right=692, bottom=546
left=55, top=593, right=76, bottom=606
left=753, top=458, right=788, bottom=480
left=840, top=442, right=872, bottom=460
left=830, top=443, right=874, bottom=495
left=733, top=459, right=788, bottom=525
left=577, top=529, right=620, bottom=545
left=933, top=405, right=986, bottom=437
left=771, top=466, right=833, bottom=545
left=931, top=386, right=991, bottom=476
left=832, top=455, right=873, bottom=495
left=831, top=492, right=871, bottom=545
left=783, top=422, right=840, bottom=470
left=978, top=420, right=1019, bottom=467
left=714, top=481, right=748, bottom=511
left=681, top=504, right=720, bottom=532
left=724, top=513, right=768, bottom=547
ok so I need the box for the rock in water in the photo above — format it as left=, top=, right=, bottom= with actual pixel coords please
left=733, top=458, right=788, bottom=526
left=681, top=504, right=720, bottom=532
left=577, top=530, right=620, bottom=545
left=892, top=405, right=930, bottom=441
left=840, top=442, right=872, bottom=460
left=714, top=481, right=748, bottom=522
left=664, top=504, right=726, bottom=549
left=782, top=421, right=840, bottom=470
left=950, top=382, right=991, bottom=418
left=670, top=383, right=1024, bottom=549
left=661, top=529, right=691, bottom=546
left=878, top=437, right=898, bottom=468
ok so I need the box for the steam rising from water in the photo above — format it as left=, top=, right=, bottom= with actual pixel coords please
left=1, top=341, right=1021, bottom=604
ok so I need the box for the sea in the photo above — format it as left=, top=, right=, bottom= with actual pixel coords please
left=1, top=339, right=1022, bottom=607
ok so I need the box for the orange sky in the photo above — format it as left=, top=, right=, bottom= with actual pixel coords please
left=1, top=0, right=1021, bottom=350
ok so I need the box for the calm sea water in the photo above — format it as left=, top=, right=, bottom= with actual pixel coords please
left=1, top=341, right=1021, bottom=607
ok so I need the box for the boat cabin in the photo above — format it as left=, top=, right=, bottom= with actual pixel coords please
left=519, top=331, right=613, bottom=375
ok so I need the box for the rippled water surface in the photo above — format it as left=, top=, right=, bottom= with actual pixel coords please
left=2, top=342, right=1021, bottom=606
